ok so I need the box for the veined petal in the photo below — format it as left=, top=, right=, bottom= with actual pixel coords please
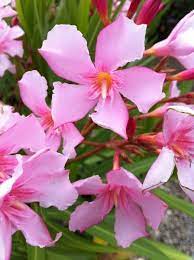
left=95, top=14, right=146, bottom=71
left=7, top=204, right=61, bottom=248
left=19, top=71, right=50, bottom=116
left=39, top=24, right=96, bottom=84
left=74, top=175, right=105, bottom=195
left=16, top=151, right=77, bottom=210
left=91, top=91, right=129, bottom=139
left=52, top=82, right=97, bottom=126
left=61, top=123, right=83, bottom=160
left=115, top=198, right=147, bottom=248
left=143, top=147, right=175, bottom=190
left=0, top=115, right=46, bottom=154
left=69, top=195, right=113, bottom=232
left=116, top=66, right=165, bottom=113
left=177, top=159, right=194, bottom=190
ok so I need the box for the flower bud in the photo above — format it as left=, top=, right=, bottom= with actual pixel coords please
left=127, top=0, right=141, bottom=19
left=135, top=0, right=164, bottom=25
left=92, top=0, right=110, bottom=26
left=126, top=117, right=136, bottom=139
left=167, top=69, right=194, bottom=81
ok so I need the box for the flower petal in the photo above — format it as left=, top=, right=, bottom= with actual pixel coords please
left=45, top=128, right=61, bottom=152
left=19, top=71, right=50, bottom=116
left=39, top=24, right=96, bottom=84
left=61, top=123, right=83, bottom=160
left=0, top=115, right=46, bottom=154
left=139, top=192, right=167, bottom=230
left=0, top=54, right=13, bottom=77
left=95, top=14, right=146, bottom=71
left=143, top=147, right=175, bottom=190
left=91, top=91, right=129, bottom=139
left=73, top=176, right=105, bottom=195
left=107, top=168, right=142, bottom=191
left=116, top=66, right=165, bottom=113
left=7, top=203, right=61, bottom=247
left=115, top=198, right=147, bottom=248
left=4, top=40, right=23, bottom=57
left=69, top=195, right=113, bottom=232
left=0, top=213, right=12, bottom=260
left=52, top=82, right=97, bottom=125
left=17, top=150, right=77, bottom=210
left=176, top=159, right=194, bottom=190
left=176, top=53, right=194, bottom=69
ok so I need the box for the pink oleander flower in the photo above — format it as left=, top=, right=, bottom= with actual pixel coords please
left=19, top=70, right=83, bottom=161
left=143, top=105, right=194, bottom=201
left=0, top=150, right=78, bottom=260
left=145, top=11, right=194, bottom=69
left=39, top=15, right=165, bottom=139
left=0, top=0, right=16, bottom=20
left=0, top=20, right=23, bottom=77
left=69, top=168, right=167, bottom=247
left=0, top=114, right=46, bottom=183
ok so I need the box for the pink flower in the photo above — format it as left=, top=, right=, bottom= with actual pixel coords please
left=0, top=114, right=46, bottom=183
left=0, top=20, right=23, bottom=77
left=19, top=70, right=83, bottom=161
left=143, top=105, right=194, bottom=201
left=69, top=168, right=167, bottom=247
left=92, top=0, right=110, bottom=25
left=39, top=15, right=165, bottom=139
left=145, top=11, right=194, bottom=69
left=0, top=0, right=16, bottom=20
left=0, top=150, right=78, bottom=260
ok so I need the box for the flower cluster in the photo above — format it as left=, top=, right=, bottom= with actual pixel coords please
left=0, top=1, right=194, bottom=259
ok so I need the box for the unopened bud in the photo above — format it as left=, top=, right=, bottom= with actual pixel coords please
left=126, top=117, right=136, bottom=139
left=92, top=0, right=110, bottom=26
left=135, top=0, right=164, bottom=25
left=167, top=69, right=194, bottom=81
left=127, top=0, right=141, bottom=19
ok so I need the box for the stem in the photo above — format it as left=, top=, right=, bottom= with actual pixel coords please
left=67, top=147, right=104, bottom=164
left=154, top=56, right=168, bottom=72
left=81, top=122, right=96, bottom=137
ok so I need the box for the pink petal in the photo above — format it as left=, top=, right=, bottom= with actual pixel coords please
left=0, top=54, right=13, bottom=77
left=139, top=192, right=167, bottom=230
left=115, top=198, right=147, bottom=248
left=176, top=53, right=194, bottom=69
left=7, top=203, right=61, bottom=247
left=73, top=176, right=105, bottom=195
left=143, top=147, right=175, bottom=190
left=107, top=168, right=142, bottom=191
left=39, top=25, right=96, bottom=84
left=69, top=195, right=113, bottom=232
left=61, top=123, right=83, bottom=160
left=52, top=82, right=97, bottom=125
left=19, top=71, right=50, bottom=116
left=95, top=14, right=146, bottom=71
left=0, top=0, right=12, bottom=8
left=169, top=81, right=180, bottom=98
left=0, top=213, right=12, bottom=260
left=163, top=108, right=192, bottom=144
left=91, top=91, right=129, bottom=139
left=0, top=6, right=16, bottom=19
left=115, top=66, right=165, bottom=113
left=16, top=151, right=77, bottom=210
left=180, top=186, right=194, bottom=203
left=4, top=40, right=23, bottom=57
left=176, top=159, right=194, bottom=190
left=45, top=128, right=61, bottom=151
left=6, top=25, right=24, bottom=40
left=0, top=115, right=46, bottom=154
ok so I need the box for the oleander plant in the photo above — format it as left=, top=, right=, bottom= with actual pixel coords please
left=0, top=0, right=194, bottom=259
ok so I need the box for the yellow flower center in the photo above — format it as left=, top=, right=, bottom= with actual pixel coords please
left=96, top=72, right=112, bottom=99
